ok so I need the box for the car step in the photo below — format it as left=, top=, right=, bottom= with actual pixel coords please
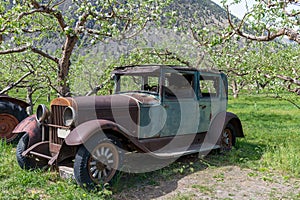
left=151, top=144, right=220, bottom=158
left=59, top=166, right=75, bottom=180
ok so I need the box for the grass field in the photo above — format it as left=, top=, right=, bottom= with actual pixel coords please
left=0, top=93, right=299, bottom=199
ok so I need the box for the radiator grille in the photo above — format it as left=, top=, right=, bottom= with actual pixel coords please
left=50, top=105, right=67, bottom=145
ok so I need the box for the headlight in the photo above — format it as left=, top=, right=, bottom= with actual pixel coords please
left=63, top=106, right=76, bottom=126
left=36, top=104, right=50, bottom=123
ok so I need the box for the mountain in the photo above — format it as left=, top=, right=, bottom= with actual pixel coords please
left=86, top=0, right=235, bottom=60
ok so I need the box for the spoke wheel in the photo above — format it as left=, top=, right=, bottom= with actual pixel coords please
left=74, top=134, right=123, bottom=190
left=88, top=142, right=119, bottom=184
left=0, top=114, right=19, bottom=142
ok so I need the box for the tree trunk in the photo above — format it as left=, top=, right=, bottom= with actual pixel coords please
left=58, top=35, right=78, bottom=97
left=232, top=80, right=239, bottom=99
left=26, top=86, right=33, bottom=115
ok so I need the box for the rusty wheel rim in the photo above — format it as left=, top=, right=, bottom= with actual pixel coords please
left=221, top=128, right=233, bottom=150
left=0, top=114, right=19, bottom=142
left=88, top=142, right=119, bottom=184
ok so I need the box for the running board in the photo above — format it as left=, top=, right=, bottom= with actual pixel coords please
left=150, top=144, right=220, bottom=158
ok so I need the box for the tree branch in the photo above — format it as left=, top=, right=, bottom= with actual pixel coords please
left=0, top=45, right=59, bottom=63
left=226, top=5, right=300, bottom=44
left=0, top=46, right=29, bottom=54
left=31, top=47, right=59, bottom=63
left=86, top=77, right=112, bottom=96
left=0, top=71, right=34, bottom=94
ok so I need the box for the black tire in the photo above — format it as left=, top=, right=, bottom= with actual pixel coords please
left=74, top=134, right=123, bottom=190
left=220, top=123, right=236, bottom=152
left=16, top=133, right=46, bottom=170
left=0, top=100, right=28, bottom=143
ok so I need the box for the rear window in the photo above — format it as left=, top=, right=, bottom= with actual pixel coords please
left=200, top=76, right=220, bottom=98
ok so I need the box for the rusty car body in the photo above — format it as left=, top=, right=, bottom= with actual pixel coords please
left=14, top=65, right=243, bottom=189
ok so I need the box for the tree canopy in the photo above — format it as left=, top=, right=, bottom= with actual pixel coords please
left=0, top=0, right=171, bottom=96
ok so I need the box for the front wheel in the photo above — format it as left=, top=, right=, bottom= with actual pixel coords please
left=74, top=134, right=123, bottom=190
left=16, top=133, right=47, bottom=170
left=220, top=123, right=236, bottom=151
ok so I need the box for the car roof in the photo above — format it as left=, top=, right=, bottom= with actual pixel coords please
left=112, top=65, right=221, bottom=75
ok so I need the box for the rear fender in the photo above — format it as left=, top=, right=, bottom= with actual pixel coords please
left=205, top=111, right=244, bottom=147
left=0, top=96, right=29, bottom=108
left=209, top=111, right=244, bottom=137
left=225, top=112, right=244, bottom=137
left=12, top=115, right=42, bottom=146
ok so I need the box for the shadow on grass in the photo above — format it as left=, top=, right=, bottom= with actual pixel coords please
left=112, top=139, right=265, bottom=200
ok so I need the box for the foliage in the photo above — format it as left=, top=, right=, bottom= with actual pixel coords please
left=0, top=0, right=172, bottom=96
left=223, top=0, right=300, bottom=43
left=69, top=48, right=187, bottom=96
left=209, top=39, right=300, bottom=99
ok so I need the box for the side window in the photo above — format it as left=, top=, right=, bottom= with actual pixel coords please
left=164, top=72, right=195, bottom=99
left=120, top=76, right=142, bottom=91
left=200, top=76, right=220, bottom=98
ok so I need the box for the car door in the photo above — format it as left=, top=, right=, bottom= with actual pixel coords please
left=197, top=74, right=221, bottom=133
left=160, top=71, right=199, bottom=137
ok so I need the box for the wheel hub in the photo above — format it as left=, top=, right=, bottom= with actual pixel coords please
left=0, top=114, right=19, bottom=141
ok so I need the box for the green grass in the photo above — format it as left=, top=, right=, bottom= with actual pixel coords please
left=0, top=93, right=299, bottom=198
left=224, top=94, right=300, bottom=175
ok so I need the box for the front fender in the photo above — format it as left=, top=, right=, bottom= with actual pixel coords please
left=65, top=119, right=132, bottom=146
left=12, top=115, right=42, bottom=146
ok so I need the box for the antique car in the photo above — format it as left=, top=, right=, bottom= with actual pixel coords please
left=0, top=95, right=28, bottom=143
left=14, top=65, right=243, bottom=190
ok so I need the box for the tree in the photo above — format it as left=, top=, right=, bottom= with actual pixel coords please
left=222, top=0, right=300, bottom=95
left=0, top=0, right=171, bottom=96
left=224, top=0, right=300, bottom=43
left=0, top=52, right=56, bottom=113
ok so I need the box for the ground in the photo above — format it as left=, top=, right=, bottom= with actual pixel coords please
left=113, top=162, right=300, bottom=200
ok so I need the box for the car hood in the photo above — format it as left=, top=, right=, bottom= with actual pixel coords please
left=65, top=93, right=159, bottom=127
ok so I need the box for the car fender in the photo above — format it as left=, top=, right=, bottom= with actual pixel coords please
left=225, top=112, right=244, bottom=137
left=0, top=96, right=29, bottom=108
left=12, top=115, right=42, bottom=146
left=208, top=111, right=244, bottom=137
left=65, top=119, right=136, bottom=146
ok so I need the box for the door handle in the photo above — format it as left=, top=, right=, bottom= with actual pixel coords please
left=199, top=105, right=206, bottom=109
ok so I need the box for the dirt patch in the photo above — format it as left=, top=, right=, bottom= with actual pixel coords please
left=113, top=166, right=300, bottom=200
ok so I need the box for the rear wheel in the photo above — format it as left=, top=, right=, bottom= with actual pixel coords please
left=0, top=101, right=28, bottom=143
left=220, top=123, right=236, bottom=151
left=74, top=134, right=123, bottom=190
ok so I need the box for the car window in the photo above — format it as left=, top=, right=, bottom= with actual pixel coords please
left=200, top=75, right=220, bottom=98
left=164, top=72, right=195, bottom=99
left=120, top=75, right=142, bottom=91
left=117, top=74, right=159, bottom=93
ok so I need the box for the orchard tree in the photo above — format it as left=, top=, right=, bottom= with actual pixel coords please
left=0, top=52, right=56, bottom=113
left=223, top=0, right=300, bottom=95
left=224, top=0, right=300, bottom=43
left=0, top=0, right=172, bottom=96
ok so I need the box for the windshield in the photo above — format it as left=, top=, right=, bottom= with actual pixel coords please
left=115, top=74, right=160, bottom=94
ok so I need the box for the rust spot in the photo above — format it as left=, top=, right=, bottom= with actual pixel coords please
left=0, top=114, right=19, bottom=142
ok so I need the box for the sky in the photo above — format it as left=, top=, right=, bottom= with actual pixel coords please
left=212, top=0, right=255, bottom=19
left=212, top=0, right=299, bottom=19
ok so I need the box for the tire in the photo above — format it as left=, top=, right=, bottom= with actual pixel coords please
left=0, top=100, right=28, bottom=143
left=220, top=123, right=236, bottom=152
left=74, top=134, right=123, bottom=190
left=16, top=133, right=46, bottom=170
